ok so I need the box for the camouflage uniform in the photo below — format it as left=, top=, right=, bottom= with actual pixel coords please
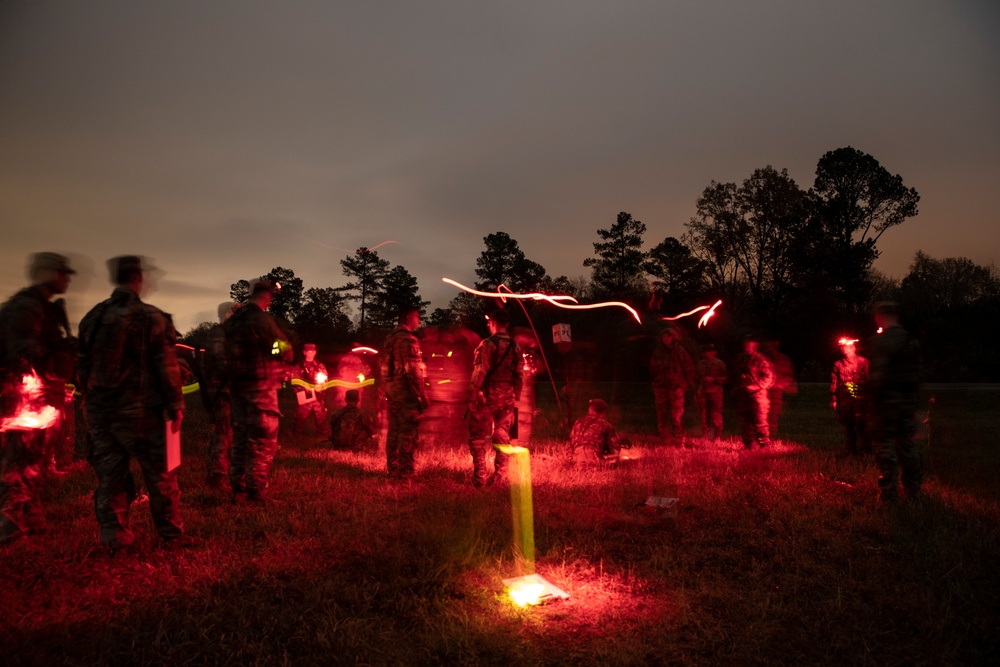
left=197, top=324, right=232, bottom=481
left=696, top=355, right=728, bottom=442
left=0, top=286, right=75, bottom=543
left=649, top=339, right=695, bottom=444
left=867, top=325, right=922, bottom=501
left=293, top=359, right=330, bottom=438
left=77, top=286, right=185, bottom=546
left=468, top=332, right=522, bottom=486
left=831, top=353, right=870, bottom=454
left=328, top=404, right=377, bottom=451
left=569, top=414, right=621, bottom=467
left=224, top=302, right=291, bottom=499
left=733, top=348, right=775, bottom=449
left=380, top=325, right=428, bottom=476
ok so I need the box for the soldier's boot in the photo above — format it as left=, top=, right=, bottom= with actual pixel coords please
left=490, top=446, right=509, bottom=485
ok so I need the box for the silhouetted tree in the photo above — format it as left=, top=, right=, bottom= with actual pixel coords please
left=339, top=248, right=390, bottom=333
left=583, top=211, right=648, bottom=301
left=370, top=265, right=429, bottom=330
left=474, top=232, right=547, bottom=293
left=644, top=236, right=710, bottom=313
left=296, top=287, right=353, bottom=348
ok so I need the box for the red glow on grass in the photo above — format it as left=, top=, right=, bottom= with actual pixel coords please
left=443, top=278, right=642, bottom=323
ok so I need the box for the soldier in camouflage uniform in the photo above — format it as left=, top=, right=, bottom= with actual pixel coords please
left=0, top=252, right=76, bottom=545
left=733, top=335, right=775, bottom=449
left=569, top=398, right=621, bottom=467
left=293, top=343, right=330, bottom=439
left=867, top=302, right=922, bottom=502
left=380, top=307, right=428, bottom=478
left=224, top=279, right=292, bottom=503
left=198, top=301, right=236, bottom=490
left=467, top=309, right=522, bottom=487
left=696, top=344, right=728, bottom=443
left=649, top=325, right=695, bottom=446
left=831, top=337, right=870, bottom=455
left=77, top=256, right=188, bottom=549
left=328, top=389, right=377, bottom=451
left=762, top=339, right=797, bottom=439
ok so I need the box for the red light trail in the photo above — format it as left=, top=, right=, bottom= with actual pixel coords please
left=660, top=299, right=723, bottom=329
left=442, top=278, right=642, bottom=324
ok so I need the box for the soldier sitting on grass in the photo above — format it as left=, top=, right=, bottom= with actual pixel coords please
left=328, top=389, right=377, bottom=452
left=569, top=398, right=624, bottom=468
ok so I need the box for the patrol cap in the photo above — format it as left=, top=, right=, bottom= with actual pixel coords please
left=29, top=252, right=76, bottom=279
left=660, top=324, right=679, bottom=337
left=874, top=301, right=899, bottom=317
left=487, top=309, right=510, bottom=326
left=107, top=255, right=145, bottom=284
left=345, top=389, right=360, bottom=404
left=303, top=343, right=317, bottom=352
left=250, top=278, right=280, bottom=295
left=588, top=398, right=607, bottom=413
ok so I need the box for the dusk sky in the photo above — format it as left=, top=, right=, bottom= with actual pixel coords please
left=2, top=1, right=998, bottom=334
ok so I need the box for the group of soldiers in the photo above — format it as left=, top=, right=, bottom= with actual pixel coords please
left=647, top=326, right=797, bottom=450
left=1, top=252, right=925, bottom=549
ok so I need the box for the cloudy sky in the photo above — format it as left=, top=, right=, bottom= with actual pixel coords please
left=2, top=0, right=998, bottom=333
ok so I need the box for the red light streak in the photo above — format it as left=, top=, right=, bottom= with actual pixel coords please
left=661, top=299, right=723, bottom=329
left=351, top=346, right=378, bottom=355
left=442, top=278, right=641, bottom=324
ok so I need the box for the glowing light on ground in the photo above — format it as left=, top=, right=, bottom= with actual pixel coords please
left=661, top=299, right=723, bottom=328
left=443, top=278, right=641, bottom=324
left=1, top=371, right=60, bottom=431
left=497, top=444, right=570, bottom=606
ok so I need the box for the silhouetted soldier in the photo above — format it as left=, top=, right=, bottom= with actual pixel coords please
left=199, top=301, right=236, bottom=490
left=224, top=279, right=292, bottom=503
left=831, top=337, right=869, bottom=455
left=467, top=309, right=522, bottom=486
left=867, top=302, right=922, bottom=503
left=328, top=389, right=377, bottom=451
left=568, top=398, right=622, bottom=467
left=0, top=252, right=76, bottom=545
left=733, top=335, right=775, bottom=449
left=380, top=307, right=428, bottom=478
left=762, top=339, right=796, bottom=439
left=696, top=344, right=728, bottom=443
left=649, top=324, right=695, bottom=446
left=77, top=256, right=190, bottom=550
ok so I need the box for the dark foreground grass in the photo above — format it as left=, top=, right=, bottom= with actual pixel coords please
left=1, top=384, right=997, bottom=666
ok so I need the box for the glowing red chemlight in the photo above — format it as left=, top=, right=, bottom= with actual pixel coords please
left=316, top=372, right=328, bottom=385
left=661, top=299, right=723, bottom=329
left=0, top=371, right=60, bottom=432
left=443, top=278, right=641, bottom=324
left=838, top=337, right=859, bottom=346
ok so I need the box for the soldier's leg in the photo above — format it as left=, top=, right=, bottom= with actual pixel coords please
left=207, top=396, right=232, bottom=483
left=468, top=408, right=493, bottom=486
left=754, top=393, right=771, bottom=447
left=836, top=404, right=857, bottom=453
left=491, top=404, right=515, bottom=479
left=246, top=403, right=281, bottom=498
left=652, top=387, right=670, bottom=439
left=229, top=392, right=250, bottom=494
left=872, top=414, right=900, bottom=501
left=129, top=418, right=183, bottom=540
left=386, top=401, right=402, bottom=473
left=669, top=387, right=686, bottom=445
left=709, top=393, right=724, bottom=441
left=87, top=421, right=136, bottom=547
left=0, top=430, right=46, bottom=543
left=897, top=411, right=923, bottom=498
left=395, top=403, right=421, bottom=477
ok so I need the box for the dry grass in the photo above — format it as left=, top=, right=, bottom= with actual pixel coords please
left=1, top=384, right=997, bottom=666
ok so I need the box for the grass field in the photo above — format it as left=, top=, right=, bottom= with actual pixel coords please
left=1, top=383, right=997, bottom=666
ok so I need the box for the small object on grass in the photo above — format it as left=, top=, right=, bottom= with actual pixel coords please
left=503, top=573, right=570, bottom=606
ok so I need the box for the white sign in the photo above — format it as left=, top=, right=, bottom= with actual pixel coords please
left=552, top=323, right=571, bottom=344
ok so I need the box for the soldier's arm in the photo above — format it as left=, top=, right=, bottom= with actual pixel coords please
left=403, top=337, right=428, bottom=407
left=4, top=299, right=45, bottom=373
left=512, top=342, right=523, bottom=400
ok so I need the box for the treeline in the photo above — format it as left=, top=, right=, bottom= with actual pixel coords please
left=181, top=146, right=1000, bottom=381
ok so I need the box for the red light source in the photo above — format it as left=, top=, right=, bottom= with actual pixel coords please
left=443, top=278, right=642, bottom=324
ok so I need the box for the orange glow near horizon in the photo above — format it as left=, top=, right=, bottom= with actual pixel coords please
left=442, top=278, right=642, bottom=323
